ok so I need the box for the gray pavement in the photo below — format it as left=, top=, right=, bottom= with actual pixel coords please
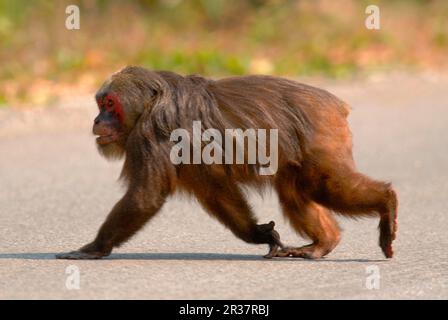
left=0, top=74, right=447, bottom=299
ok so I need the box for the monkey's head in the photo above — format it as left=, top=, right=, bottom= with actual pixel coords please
left=93, top=66, right=162, bottom=160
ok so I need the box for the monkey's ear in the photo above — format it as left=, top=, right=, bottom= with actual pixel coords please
left=139, top=84, right=179, bottom=140
left=146, top=88, right=158, bottom=100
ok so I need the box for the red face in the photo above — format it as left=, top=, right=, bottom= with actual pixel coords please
left=93, top=93, right=125, bottom=145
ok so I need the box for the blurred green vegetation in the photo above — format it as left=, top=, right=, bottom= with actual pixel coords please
left=0, top=0, right=447, bottom=106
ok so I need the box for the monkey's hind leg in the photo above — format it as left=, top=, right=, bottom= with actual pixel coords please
left=311, top=168, right=398, bottom=258
left=191, top=180, right=285, bottom=258
left=273, top=171, right=341, bottom=259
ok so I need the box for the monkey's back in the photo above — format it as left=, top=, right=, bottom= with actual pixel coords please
left=210, top=75, right=353, bottom=165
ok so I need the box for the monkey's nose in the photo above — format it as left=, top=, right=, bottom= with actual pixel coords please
left=94, top=116, right=100, bottom=125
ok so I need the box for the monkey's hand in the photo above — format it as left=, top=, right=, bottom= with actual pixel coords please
left=256, top=221, right=285, bottom=259
left=55, top=242, right=111, bottom=260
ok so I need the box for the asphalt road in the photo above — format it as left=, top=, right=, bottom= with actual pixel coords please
left=0, top=74, right=447, bottom=299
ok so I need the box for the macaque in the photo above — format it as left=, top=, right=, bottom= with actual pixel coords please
left=56, top=66, right=397, bottom=260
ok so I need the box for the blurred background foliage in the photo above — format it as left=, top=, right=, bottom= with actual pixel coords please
left=0, top=0, right=447, bottom=106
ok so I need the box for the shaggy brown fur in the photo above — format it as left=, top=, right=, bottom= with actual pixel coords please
left=56, top=66, right=397, bottom=260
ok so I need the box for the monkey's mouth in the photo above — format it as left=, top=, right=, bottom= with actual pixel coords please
left=96, top=134, right=119, bottom=145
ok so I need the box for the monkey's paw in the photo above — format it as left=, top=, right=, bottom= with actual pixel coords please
left=272, top=244, right=330, bottom=259
left=55, top=250, right=107, bottom=260
left=257, top=221, right=286, bottom=259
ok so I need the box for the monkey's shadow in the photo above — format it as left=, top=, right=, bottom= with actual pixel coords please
left=0, top=252, right=386, bottom=263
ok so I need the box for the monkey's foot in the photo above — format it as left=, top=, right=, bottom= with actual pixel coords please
left=263, top=230, right=284, bottom=259
left=379, top=190, right=398, bottom=259
left=273, top=243, right=331, bottom=259
left=379, top=218, right=396, bottom=258
left=257, top=221, right=286, bottom=259
left=55, top=250, right=109, bottom=260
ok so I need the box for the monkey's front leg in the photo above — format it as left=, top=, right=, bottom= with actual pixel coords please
left=56, top=192, right=166, bottom=260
